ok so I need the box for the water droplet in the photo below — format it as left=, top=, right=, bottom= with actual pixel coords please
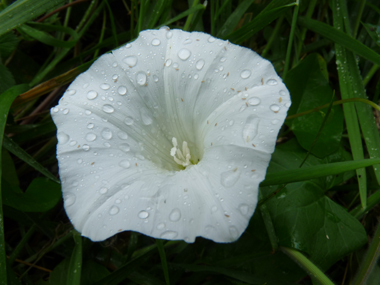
left=138, top=210, right=149, bottom=219
left=118, top=86, right=127, bottom=95
left=169, top=208, right=181, bottom=222
left=248, top=97, right=261, bottom=106
left=82, top=144, right=90, bottom=151
left=240, top=69, right=251, bottom=79
left=123, top=56, right=137, bottom=67
left=87, top=123, right=94, bottom=129
left=101, top=128, right=113, bottom=140
left=221, top=168, right=241, bottom=188
left=160, top=231, right=178, bottom=239
left=229, top=226, right=239, bottom=239
left=136, top=72, right=147, bottom=86
left=85, top=110, right=92, bottom=115
left=178, top=48, right=191, bottom=60
left=285, top=102, right=291, bottom=108
left=77, top=159, right=82, bottom=164
left=211, top=206, right=218, bottom=212
left=87, top=90, right=98, bottom=100
left=69, top=140, right=77, bottom=146
left=153, top=75, right=159, bottom=82
left=229, top=120, right=234, bottom=126
left=64, top=193, right=76, bottom=206
left=103, top=104, right=115, bottom=113
left=140, top=109, right=152, bottom=125
left=63, top=108, right=69, bottom=114
left=208, top=36, right=216, bottom=42
left=196, top=59, right=205, bottom=70
left=166, top=31, right=173, bottom=39
left=270, top=104, right=280, bottom=112
left=157, top=223, right=165, bottom=230
left=86, top=133, right=96, bottom=142
left=53, top=107, right=59, bottom=113
left=100, top=83, right=110, bottom=90
left=165, top=59, right=172, bottom=67
left=243, top=115, right=260, bottom=142
left=151, top=38, right=161, bottom=46
left=279, top=90, right=287, bottom=96
left=119, top=143, right=130, bottom=152
left=119, top=160, right=130, bottom=169
left=220, top=57, right=227, bottom=62
left=117, top=132, right=128, bottom=140
left=124, top=116, right=134, bottom=125
left=267, top=79, right=278, bottom=85
left=109, top=206, right=119, bottom=215
left=239, top=204, right=249, bottom=216
left=57, top=132, right=69, bottom=144
left=66, top=89, right=76, bottom=96
left=100, top=187, right=108, bottom=194
left=112, top=74, right=119, bottom=81
left=271, top=119, right=279, bottom=125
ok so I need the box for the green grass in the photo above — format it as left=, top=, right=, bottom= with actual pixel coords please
left=1, top=0, right=380, bottom=284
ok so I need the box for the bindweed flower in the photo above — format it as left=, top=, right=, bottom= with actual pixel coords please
left=51, top=27, right=291, bottom=243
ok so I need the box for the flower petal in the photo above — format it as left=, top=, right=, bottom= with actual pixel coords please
left=52, top=28, right=290, bottom=243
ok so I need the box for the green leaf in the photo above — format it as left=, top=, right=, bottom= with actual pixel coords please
left=19, top=22, right=79, bottom=48
left=2, top=177, right=61, bottom=212
left=66, top=231, right=82, bottom=285
left=1, top=149, right=19, bottom=188
left=298, top=16, right=380, bottom=66
left=0, top=84, right=29, bottom=285
left=285, top=53, right=343, bottom=158
left=0, top=63, right=15, bottom=94
left=216, top=0, right=254, bottom=38
left=226, top=0, right=296, bottom=44
left=0, top=0, right=66, bottom=37
left=0, top=32, right=19, bottom=58
left=3, top=136, right=59, bottom=183
left=363, top=23, right=380, bottom=47
left=262, top=140, right=367, bottom=270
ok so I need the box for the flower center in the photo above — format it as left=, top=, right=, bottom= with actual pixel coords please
left=170, top=137, right=193, bottom=167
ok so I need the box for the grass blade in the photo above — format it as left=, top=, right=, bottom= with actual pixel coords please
left=3, top=136, right=59, bottom=183
left=0, top=0, right=65, bottom=37
left=156, top=239, right=170, bottom=285
left=261, top=158, right=380, bottom=186
left=0, top=84, right=29, bottom=285
left=66, top=231, right=82, bottom=285
left=298, top=16, right=380, bottom=66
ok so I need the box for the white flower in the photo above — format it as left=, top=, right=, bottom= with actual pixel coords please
left=51, top=27, right=291, bottom=243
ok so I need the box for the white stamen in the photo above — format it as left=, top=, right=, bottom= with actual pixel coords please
left=171, top=137, right=192, bottom=167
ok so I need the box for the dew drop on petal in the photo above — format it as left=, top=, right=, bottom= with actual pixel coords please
left=87, top=123, right=94, bottom=129
left=151, top=38, right=161, bottom=46
left=100, top=187, right=108, bottom=194
left=119, top=160, right=130, bottom=169
left=270, top=104, right=280, bottom=112
left=211, top=206, right=218, bottom=212
left=140, top=109, right=153, bottom=125
left=279, top=90, right=287, bottom=96
left=66, top=89, right=76, bottom=96
left=271, top=119, right=279, bottom=125
left=101, top=128, right=113, bottom=140
left=195, top=59, right=205, bottom=70
left=119, top=143, right=130, bottom=152
left=117, top=131, right=128, bottom=140
left=153, top=75, right=159, bottom=82
left=247, top=97, right=261, bottom=106
left=100, top=83, right=110, bottom=90
left=85, top=133, right=97, bottom=142
left=63, top=108, right=69, bottom=114
left=169, top=208, right=181, bottom=222
left=178, top=48, right=191, bottom=60
left=136, top=72, right=147, bottom=86
left=221, top=168, right=241, bottom=188
left=166, top=31, right=173, bottom=39
left=87, top=90, right=98, bottom=100
left=208, top=36, right=216, bottom=42
left=64, top=193, right=76, bottom=206
left=103, top=104, right=115, bottom=113
left=285, top=102, right=291, bottom=108
left=267, top=79, right=278, bottom=85
left=160, top=231, right=178, bottom=239
left=229, top=226, right=239, bottom=239
left=82, top=144, right=90, bottom=151
left=239, top=204, right=249, bottom=216
left=57, top=132, right=69, bottom=144
left=117, top=86, right=127, bottom=95
left=240, top=69, right=251, bottom=79
left=242, top=115, right=260, bottom=142
left=138, top=210, right=149, bottom=219
left=109, top=206, right=119, bottom=215
left=124, top=116, right=134, bottom=125
left=157, top=223, right=165, bottom=230
left=123, top=56, right=137, bottom=67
